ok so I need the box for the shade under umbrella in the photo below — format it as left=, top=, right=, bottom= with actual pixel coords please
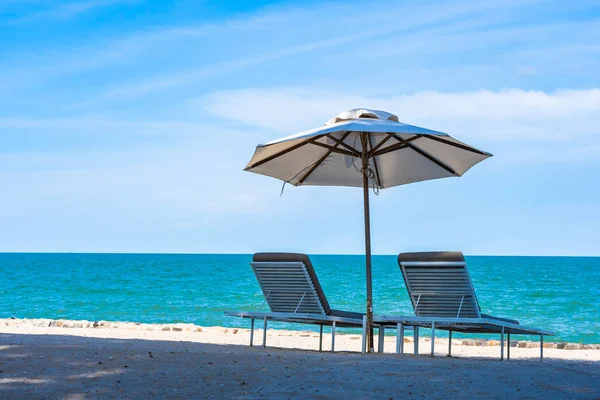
left=244, top=108, right=492, bottom=352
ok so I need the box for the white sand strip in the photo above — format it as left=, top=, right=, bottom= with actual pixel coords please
left=1, top=318, right=599, bottom=361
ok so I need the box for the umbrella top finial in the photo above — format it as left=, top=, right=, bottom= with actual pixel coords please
left=325, top=109, right=399, bottom=126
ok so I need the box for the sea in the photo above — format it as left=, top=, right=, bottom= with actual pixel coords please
left=0, top=253, right=598, bottom=343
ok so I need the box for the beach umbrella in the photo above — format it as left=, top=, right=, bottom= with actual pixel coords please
left=244, top=109, right=492, bottom=352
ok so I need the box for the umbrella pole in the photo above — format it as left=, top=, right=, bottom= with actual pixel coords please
left=361, top=133, right=374, bottom=353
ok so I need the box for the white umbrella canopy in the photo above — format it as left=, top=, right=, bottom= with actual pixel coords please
left=244, top=109, right=492, bottom=352
left=246, top=109, right=491, bottom=188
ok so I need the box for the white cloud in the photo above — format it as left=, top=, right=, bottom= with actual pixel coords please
left=201, top=87, right=600, bottom=164
left=203, top=87, right=600, bottom=136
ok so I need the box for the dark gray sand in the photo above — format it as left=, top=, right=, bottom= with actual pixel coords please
left=1, top=333, right=599, bottom=399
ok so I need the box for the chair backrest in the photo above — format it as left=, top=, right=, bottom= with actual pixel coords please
left=251, top=253, right=331, bottom=315
left=398, top=251, right=481, bottom=318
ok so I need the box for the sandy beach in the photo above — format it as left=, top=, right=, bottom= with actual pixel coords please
left=1, top=319, right=599, bottom=399
left=4, top=1, right=600, bottom=399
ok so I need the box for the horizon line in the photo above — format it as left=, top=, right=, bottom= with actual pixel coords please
left=0, top=251, right=598, bottom=258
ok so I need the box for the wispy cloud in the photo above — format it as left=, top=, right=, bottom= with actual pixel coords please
left=0, top=130, right=273, bottom=220
left=517, top=145, right=600, bottom=163
left=90, top=0, right=559, bottom=100
left=4, top=0, right=135, bottom=24
left=3, top=0, right=598, bottom=105
left=0, top=115, right=203, bottom=133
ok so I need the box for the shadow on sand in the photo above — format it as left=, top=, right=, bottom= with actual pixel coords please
left=1, top=333, right=599, bottom=399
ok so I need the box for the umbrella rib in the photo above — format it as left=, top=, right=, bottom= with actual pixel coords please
left=298, top=132, right=352, bottom=185
left=367, top=135, right=382, bottom=188
left=423, top=134, right=489, bottom=155
left=324, top=134, right=361, bottom=156
left=389, top=133, right=457, bottom=175
left=309, top=141, right=355, bottom=156
left=371, top=135, right=421, bottom=157
left=245, top=134, right=327, bottom=170
left=406, top=143, right=457, bottom=175
left=368, top=134, right=394, bottom=157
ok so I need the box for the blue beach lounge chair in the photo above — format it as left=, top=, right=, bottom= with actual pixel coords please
left=374, top=251, right=553, bottom=360
left=225, top=253, right=366, bottom=351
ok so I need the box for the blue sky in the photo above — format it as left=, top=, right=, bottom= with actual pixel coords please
left=0, top=0, right=599, bottom=255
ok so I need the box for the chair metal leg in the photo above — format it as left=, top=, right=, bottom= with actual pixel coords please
left=540, top=334, right=544, bottom=361
left=396, top=323, right=404, bottom=355
left=431, top=321, right=435, bottom=357
left=378, top=326, right=385, bottom=353
left=500, top=326, right=504, bottom=361
left=319, top=325, right=323, bottom=352
left=448, top=330, right=452, bottom=356
left=331, top=321, right=336, bottom=352
left=400, top=324, right=405, bottom=355
left=362, top=315, right=367, bottom=354
left=249, top=319, right=255, bottom=347
left=507, top=333, right=511, bottom=360
left=414, top=326, right=419, bottom=355
left=262, top=317, right=268, bottom=349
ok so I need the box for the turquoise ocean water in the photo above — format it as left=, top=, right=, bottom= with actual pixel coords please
left=0, top=253, right=598, bottom=343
